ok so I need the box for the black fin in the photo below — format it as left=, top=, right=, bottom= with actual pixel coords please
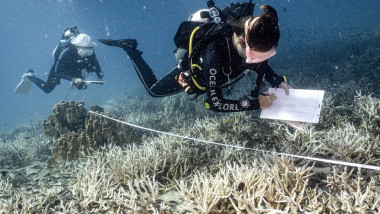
left=98, top=39, right=137, bottom=50
left=98, top=39, right=123, bottom=48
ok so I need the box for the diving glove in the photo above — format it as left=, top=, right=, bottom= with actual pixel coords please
left=72, top=78, right=86, bottom=89
left=72, top=78, right=83, bottom=85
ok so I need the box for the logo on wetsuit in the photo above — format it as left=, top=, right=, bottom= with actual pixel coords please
left=239, top=98, right=251, bottom=109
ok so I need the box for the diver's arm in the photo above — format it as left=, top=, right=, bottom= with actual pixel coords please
left=256, top=61, right=292, bottom=94
left=203, top=42, right=260, bottom=112
left=253, top=60, right=285, bottom=88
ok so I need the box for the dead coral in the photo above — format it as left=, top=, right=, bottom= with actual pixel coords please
left=0, top=129, right=51, bottom=168
left=325, top=167, right=380, bottom=213
left=175, top=155, right=379, bottom=213
left=273, top=92, right=380, bottom=167
left=320, top=123, right=378, bottom=163
left=175, top=156, right=317, bottom=213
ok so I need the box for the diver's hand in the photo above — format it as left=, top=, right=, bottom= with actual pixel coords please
left=279, top=82, right=292, bottom=95
left=259, top=92, right=276, bottom=109
left=72, top=78, right=84, bottom=86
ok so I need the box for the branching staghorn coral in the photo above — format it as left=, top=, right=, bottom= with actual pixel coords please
left=271, top=92, right=380, bottom=167
left=176, top=170, right=232, bottom=213
left=101, top=138, right=194, bottom=183
left=64, top=143, right=186, bottom=213
left=231, top=155, right=320, bottom=213
left=320, top=123, right=378, bottom=164
left=175, top=155, right=321, bottom=213
left=325, top=167, right=380, bottom=213
left=1, top=119, right=378, bottom=214
left=0, top=178, right=12, bottom=207
left=175, top=155, right=379, bottom=213
left=0, top=129, right=51, bottom=168
left=354, top=91, right=380, bottom=135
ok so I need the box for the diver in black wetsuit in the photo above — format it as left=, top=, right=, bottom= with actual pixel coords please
left=99, top=5, right=291, bottom=112
left=22, top=33, right=104, bottom=93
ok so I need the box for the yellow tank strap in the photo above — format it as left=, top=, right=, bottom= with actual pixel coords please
left=283, top=76, right=287, bottom=83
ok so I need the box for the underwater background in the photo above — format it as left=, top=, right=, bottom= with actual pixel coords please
left=0, top=0, right=378, bottom=131
left=0, top=0, right=380, bottom=213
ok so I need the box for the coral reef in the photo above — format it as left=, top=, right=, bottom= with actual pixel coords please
left=43, top=101, right=87, bottom=139
left=270, top=92, right=380, bottom=169
left=177, top=156, right=379, bottom=213
left=44, top=101, right=143, bottom=164
left=1, top=29, right=379, bottom=213
left=1, top=144, right=378, bottom=213
left=0, top=125, right=51, bottom=169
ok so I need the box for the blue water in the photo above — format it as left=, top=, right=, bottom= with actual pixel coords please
left=0, top=0, right=379, bottom=131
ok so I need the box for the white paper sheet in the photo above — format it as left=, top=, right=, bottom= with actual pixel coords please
left=260, top=88, right=325, bottom=124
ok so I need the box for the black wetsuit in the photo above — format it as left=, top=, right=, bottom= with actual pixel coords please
left=201, top=36, right=284, bottom=112
left=125, top=33, right=284, bottom=112
left=28, top=45, right=103, bottom=93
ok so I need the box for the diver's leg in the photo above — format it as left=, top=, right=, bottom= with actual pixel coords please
left=99, top=38, right=182, bottom=97
left=28, top=65, right=60, bottom=93
left=126, top=48, right=159, bottom=95
left=128, top=52, right=184, bottom=97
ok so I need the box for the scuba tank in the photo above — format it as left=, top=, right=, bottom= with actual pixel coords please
left=52, top=26, right=80, bottom=60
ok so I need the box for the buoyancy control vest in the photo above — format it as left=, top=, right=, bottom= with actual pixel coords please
left=173, top=0, right=255, bottom=97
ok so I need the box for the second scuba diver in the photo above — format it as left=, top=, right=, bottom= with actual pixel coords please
left=99, top=3, right=291, bottom=112
left=15, top=27, right=104, bottom=94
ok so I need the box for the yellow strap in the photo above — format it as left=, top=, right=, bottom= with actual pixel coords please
left=283, top=76, right=287, bottom=84
left=189, top=26, right=206, bottom=91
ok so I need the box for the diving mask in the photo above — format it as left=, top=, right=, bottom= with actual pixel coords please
left=77, top=47, right=94, bottom=58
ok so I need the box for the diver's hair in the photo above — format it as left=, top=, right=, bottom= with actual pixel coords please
left=230, top=5, right=279, bottom=52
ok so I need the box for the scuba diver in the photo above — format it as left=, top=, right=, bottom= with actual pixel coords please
left=99, top=1, right=291, bottom=112
left=15, top=27, right=104, bottom=94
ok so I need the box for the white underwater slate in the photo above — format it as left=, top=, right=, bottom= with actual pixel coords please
left=260, top=88, right=325, bottom=124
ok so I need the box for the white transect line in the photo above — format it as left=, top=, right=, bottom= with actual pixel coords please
left=89, top=111, right=380, bottom=171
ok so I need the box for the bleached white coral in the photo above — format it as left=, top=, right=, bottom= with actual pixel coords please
left=325, top=167, right=380, bottom=213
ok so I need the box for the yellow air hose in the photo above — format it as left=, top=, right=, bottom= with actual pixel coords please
left=189, top=26, right=206, bottom=91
